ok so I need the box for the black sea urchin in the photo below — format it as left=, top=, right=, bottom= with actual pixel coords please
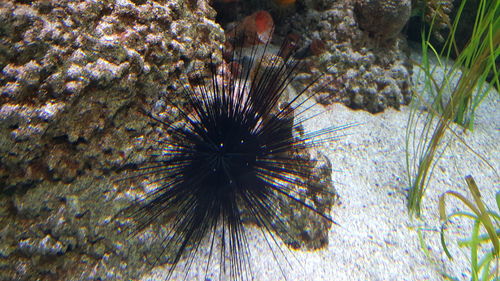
left=116, top=33, right=352, bottom=280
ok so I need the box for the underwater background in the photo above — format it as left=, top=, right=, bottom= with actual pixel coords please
left=0, top=0, right=498, bottom=280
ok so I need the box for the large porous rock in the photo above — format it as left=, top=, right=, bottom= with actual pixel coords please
left=354, top=0, right=412, bottom=42
left=0, top=0, right=223, bottom=279
left=0, top=0, right=223, bottom=188
left=282, top=0, right=413, bottom=112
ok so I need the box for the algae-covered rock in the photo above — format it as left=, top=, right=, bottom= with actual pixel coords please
left=271, top=0, right=413, bottom=112
left=0, top=0, right=224, bottom=189
left=354, top=0, right=412, bottom=41
left=0, top=0, right=224, bottom=279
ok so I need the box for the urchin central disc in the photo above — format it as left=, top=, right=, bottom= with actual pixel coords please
left=199, top=128, right=262, bottom=192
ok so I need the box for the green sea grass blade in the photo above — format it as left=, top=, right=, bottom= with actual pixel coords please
left=466, top=176, right=500, bottom=256
left=440, top=211, right=478, bottom=260
left=471, top=221, right=481, bottom=281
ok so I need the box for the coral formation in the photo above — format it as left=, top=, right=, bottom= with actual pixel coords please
left=0, top=0, right=224, bottom=187
left=0, top=0, right=224, bottom=279
left=281, top=0, right=413, bottom=112
left=211, top=0, right=413, bottom=112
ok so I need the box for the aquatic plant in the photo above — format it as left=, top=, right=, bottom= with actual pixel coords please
left=405, top=0, right=499, bottom=217
left=114, top=31, right=352, bottom=280
left=432, top=0, right=499, bottom=127
left=439, top=176, right=499, bottom=280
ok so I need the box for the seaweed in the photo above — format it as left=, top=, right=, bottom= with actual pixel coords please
left=439, top=176, right=499, bottom=281
left=405, top=0, right=499, bottom=217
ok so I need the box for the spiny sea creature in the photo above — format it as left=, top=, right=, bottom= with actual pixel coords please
left=115, top=29, right=353, bottom=280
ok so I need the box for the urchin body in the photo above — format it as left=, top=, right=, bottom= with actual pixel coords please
left=174, top=99, right=274, bottom=230
left=118, top=40, right=348, bottom=280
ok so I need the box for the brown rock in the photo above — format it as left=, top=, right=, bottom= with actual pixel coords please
left=355, top=0, right=412, bottom=41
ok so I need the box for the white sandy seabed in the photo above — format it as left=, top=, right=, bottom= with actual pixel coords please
left=143, top=50, right=499, bottom=281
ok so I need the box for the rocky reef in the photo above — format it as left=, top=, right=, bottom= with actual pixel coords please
left=0, top=0, right=414, bottom=279
left=213, top=0, right=414, bottom=112
left=355, top=0, right=412, bottom=42
left=284, top=0, right=413, bottom=112
left=410, top=0, right=453, bottom=43
left=0, top=0, right=224, bottom=187
left=0, top=0, right=224, bottom=279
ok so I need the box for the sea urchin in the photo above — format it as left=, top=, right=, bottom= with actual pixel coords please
left=116, top=32, right=352, bottom=280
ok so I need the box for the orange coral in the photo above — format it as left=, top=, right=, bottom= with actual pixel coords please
left=243, top=10, right=274, bottom=44
left=227, top=10, right=274, bottom=45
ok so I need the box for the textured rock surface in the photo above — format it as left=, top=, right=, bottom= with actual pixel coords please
left=410, top=0, right=454, bottom=43
left=0, top=1, right=337, bottom=280
left=0, top=0, right=225, bottom=188
left=0, top=0, right=225, bottom=279
left=274, top=0, right=413, bottom=112
left=354, top=0, right=412, bottom=41
left=211, top=0, right=413, bottom=112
